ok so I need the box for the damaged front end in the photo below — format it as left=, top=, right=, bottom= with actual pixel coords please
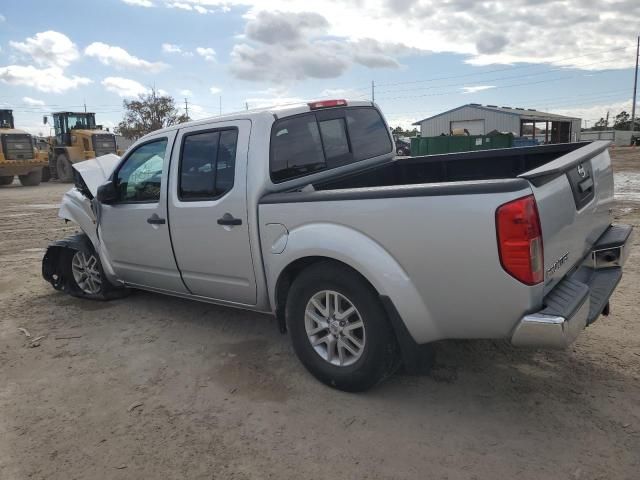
left=42, top=154, right=123, bottom=295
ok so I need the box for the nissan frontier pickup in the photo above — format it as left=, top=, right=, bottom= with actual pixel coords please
left=43, top=99, right=633, bottom=391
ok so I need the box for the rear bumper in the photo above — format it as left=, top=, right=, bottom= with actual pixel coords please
left=511, top=224, right=633, bottom=349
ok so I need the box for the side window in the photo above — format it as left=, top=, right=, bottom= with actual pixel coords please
left=318, top=118, right=350, bottom=162
left=346, top=108, right=392, bottom=161
left=115, top=138, right=167, bottom=202
left=179, top=128, right=238, bottom=200
left=270, top=114, right=326, bottom=183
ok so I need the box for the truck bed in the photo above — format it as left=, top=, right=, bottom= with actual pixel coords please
left=259, top=140, right=615, bottom=344
left=312, top=142, right=589, bottom=191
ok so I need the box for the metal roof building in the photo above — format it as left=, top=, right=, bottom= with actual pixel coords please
left=413, top=104, right=582, bottom=143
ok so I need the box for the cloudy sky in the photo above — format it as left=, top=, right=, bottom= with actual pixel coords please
left=0, top=0, right=638, bottom=134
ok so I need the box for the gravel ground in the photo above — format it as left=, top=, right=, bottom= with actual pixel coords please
left=1, top=150, right=639, bottom=479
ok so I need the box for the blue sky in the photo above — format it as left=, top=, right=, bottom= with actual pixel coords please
left=0, top=0, right=638, bottom=134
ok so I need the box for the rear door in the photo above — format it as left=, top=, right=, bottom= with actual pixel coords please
left=98, top=131, right=187, bottom=293
left=167, top=120, right=257, bottom=305
left=519, top=141, right=614, bottom=292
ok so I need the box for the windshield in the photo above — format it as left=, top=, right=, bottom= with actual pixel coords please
left=67, top=114, right=96, bottom=130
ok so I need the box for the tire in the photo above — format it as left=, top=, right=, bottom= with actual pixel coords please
left=286, top=262, right=399, bottom=392
left=56, top=154, right=74, bottom=182
left=397, top=147, right=408, bottom=156
left=0, top=175, right=14, bottom=186
left=59, top=237, right=128, bottom=300
left=41, top=166, right=51, bottom=182
left=18, top=169, right=42, bottom=186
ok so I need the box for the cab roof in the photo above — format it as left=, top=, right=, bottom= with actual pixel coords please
left=144, top=99, right=375, bottom=138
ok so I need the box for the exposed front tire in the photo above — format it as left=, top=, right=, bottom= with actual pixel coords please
left=18, top=169, right=42, bottom=186
left=0, top=175, right=14, bottom=186
left=56, top=154, right=74, bottom=182
left=43, top=234, right=129, bottom=301
left=286, top=262, right=399, bottom=392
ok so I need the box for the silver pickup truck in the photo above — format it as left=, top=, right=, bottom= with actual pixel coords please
left=43, top=99, right=633, bottom=391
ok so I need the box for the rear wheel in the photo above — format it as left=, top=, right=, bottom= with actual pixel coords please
left=286, top=262, right=399, bottom=392
left=0, top=175, right=14, bottom=186
left=41, top=166, right=51, bottom=182
left=18, top=169, right=42, bottom=186
left=56, top=154, right=74, bottom=182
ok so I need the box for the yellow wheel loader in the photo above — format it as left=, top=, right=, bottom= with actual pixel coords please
left=0, top=109, right=49, bottom=187
left=47, top=112, right=119, bottom=182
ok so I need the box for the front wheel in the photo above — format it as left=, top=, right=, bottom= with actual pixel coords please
left=57, top=238, right=128, bottom=300
left=286, top=262, right=399, bottom=392
left=18, top=169, right=42, bottom=186
left=56, top=154, right=74, bottom=182
left=0, top=175, right=14, bottom=186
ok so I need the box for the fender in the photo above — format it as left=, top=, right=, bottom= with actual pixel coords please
left=57, top=188, right=120, bottom=285
left=266, top=222, right=440, bottom=344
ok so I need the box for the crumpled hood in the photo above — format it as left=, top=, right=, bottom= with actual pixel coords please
left=72, top=153, right=120, bottom=197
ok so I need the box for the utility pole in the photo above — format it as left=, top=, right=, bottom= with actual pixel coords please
left=83, top=99, right=87, bottom=113
left=371, top=80, right=375, bottom=103
left=631, top=34, right=639, bottom=132
left=245, top=102, right=249, bottom=111
left=184, top=97, right=189, bottom=120
left=606, top=110, right=610, bottom=128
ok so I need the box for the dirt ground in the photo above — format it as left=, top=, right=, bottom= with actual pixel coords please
left=1, top=149, right=639, bottom=480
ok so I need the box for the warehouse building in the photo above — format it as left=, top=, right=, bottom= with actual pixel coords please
left=413, top=104, right=582, bottom=143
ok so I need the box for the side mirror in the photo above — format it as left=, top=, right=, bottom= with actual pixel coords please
left=97, top=181, right=118, bottom=204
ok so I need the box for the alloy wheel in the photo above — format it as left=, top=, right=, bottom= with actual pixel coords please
left=304, top=290, right=366, bottom=367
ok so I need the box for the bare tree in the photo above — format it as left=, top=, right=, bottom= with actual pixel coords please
left=116, top=87, right=189, bottom=139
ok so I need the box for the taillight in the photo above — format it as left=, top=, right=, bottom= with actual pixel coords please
left=308, top=99, right=347, bottom=110
left=496, top=194, right=544, bottom=285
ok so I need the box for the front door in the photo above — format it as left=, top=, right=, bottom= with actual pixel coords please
left=99, top=131, right=187, bottom=293
left=167, top=120, right=257, bottom=305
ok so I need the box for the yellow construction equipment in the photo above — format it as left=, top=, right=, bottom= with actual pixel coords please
left=46, top=112, right=119, bottom=182
left=0, top=109, right=49, bottom=187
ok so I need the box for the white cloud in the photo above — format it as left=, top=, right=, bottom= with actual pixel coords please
left=10, top=31, right=79, bottom=68
left=188, top=103, right=214, bottom=120
left=162, top=43, right=183, bottom=54
left=180, top=89, right=193, bottom=96
left=22, top=96, right=45, bottom=106
left=0, top=65, right=91, bottom=93
left=196, top=47, right=216, bottom=62
left=0, top=14, right=5, bottom=22
left=230, top=11, right=412, bottom=82
left=102, top=76, right=150, bottom=97
left=462, top=85, right=496, bottom=94
left=168, top=2, right=193, bottom=10
left=85, top=42, right=168, bottom=73
left=209, top=85, right=222, bottom=95
left=142, top=1, right=638, bottom=72
left=122, top=0, right=154, bottom=5
left=551, top=98, right=636, bottom=124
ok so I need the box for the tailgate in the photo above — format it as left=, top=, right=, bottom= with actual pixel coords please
left=519, top=141, right=614, bottom=293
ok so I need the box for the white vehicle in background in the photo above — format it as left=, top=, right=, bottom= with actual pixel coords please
left=43, top=99, right=632, bottom=391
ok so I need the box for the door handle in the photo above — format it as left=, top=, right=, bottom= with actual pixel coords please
left=217, top=213, right=242, bottom=226
left=147, top=213, right=166, bottom=225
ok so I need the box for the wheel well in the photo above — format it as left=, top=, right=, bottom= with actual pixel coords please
left=274, top=256, right=378, bottom=322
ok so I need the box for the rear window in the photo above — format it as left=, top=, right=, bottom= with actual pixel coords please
left=270, top=107, right=391, bottom=183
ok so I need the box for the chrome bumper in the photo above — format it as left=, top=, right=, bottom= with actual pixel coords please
left=511, top=224, right=633, bottom=349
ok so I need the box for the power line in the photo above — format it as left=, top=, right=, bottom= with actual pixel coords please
left=374, top=45, right=632, bottom=89
left=375, top=56, right=627, bottom=97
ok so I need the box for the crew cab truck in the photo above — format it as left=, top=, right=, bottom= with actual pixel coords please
left=42, top=100, right=633, bottom=392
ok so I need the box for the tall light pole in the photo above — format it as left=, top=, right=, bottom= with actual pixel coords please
left=631, top=35, right=639, bottom=132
